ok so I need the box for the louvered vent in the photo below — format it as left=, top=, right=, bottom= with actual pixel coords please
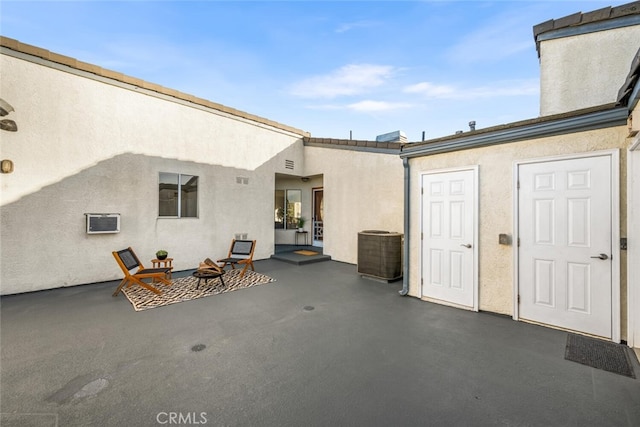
left=285, top=160, right=294, bottom=170
left=85, top=213, right=120, bottom=234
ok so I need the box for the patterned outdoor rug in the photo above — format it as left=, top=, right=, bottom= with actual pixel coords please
left=565, top=333, right=636, bottom=378
left=121, top=269, right=276, bottom=311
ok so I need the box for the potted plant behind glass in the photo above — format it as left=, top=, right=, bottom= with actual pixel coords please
left=297, top=217, right=306, bottom=232
left=156, top=249, right=168, bottom=260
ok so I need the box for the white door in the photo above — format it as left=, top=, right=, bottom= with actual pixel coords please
left=312, top=188, right=324, bottom=247
left=518, top=155, right=612, bottom=338
left=421, top=168, right=477, bottom=309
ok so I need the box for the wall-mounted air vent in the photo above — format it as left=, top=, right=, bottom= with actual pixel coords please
left=85, top=213, right=120, bottom=234
left=285, top=160, right=294, bottom=170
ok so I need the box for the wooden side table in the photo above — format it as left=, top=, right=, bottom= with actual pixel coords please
left=151, top=258, right=173, bottom=280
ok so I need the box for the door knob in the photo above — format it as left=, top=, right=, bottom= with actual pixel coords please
left=460, top=243, right=472, bottom=248
left=590, top=253, right=609, bottom=260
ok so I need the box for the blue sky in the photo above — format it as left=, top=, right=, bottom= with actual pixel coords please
left=0, top=0, right=624, bottom=141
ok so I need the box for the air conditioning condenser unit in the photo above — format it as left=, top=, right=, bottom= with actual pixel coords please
left=85, top=213, right=120, bottom=234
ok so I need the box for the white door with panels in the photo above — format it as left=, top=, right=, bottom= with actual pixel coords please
left=421, top=168, right=477, bottom=310
left=518, top=155, right=613, bottom=339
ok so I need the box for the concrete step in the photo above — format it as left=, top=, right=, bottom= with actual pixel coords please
left=270, top=251, right=331, bottom=265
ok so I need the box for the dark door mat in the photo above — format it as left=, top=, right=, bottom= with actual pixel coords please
left=565, top=333, right=636, bottom=378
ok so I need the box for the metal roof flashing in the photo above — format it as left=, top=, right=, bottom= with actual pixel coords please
left=400, top=105, right=627, bottom=159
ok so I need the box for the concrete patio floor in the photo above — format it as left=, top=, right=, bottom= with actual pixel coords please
left=1, top=259, right=639, bottom=426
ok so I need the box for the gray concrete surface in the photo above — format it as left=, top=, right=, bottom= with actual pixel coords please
left=1, top=259, right=639, bottom=426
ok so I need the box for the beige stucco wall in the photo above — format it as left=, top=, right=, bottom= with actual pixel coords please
left=304, top=146, right=404, bottom=264
left=0, top=53, right=305, bottom=294
left=539, top=25, right=640, bottom=116
left=407, top=126, right=629, bottom=336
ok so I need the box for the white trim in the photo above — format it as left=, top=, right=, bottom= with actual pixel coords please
left=514, top=149, right=621, bottom=342
left=512, top=163, right=520, bottom=321
left=628, top=135, right=640, bottom=349
left=612, top=150, right=621, bottom=344
left=419, top=165, right=479, bottom=311
left=312, top=187, right=324, bottom=248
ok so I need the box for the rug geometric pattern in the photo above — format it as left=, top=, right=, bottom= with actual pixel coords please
left=121, top=269, right=276, bottom=311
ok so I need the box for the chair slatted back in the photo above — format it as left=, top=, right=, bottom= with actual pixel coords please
left=231, top=240, right=254, bottom=256
left=116, top=247, right=141, bottom=271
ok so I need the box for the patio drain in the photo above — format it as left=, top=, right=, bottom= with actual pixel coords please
left=303, top=306, right=315, bottom=311
left=191, top=344, right=206, bottom=352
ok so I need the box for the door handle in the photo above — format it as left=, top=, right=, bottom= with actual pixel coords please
left=460, top=243, right=472, bottom=248
left=590, top=253, right=609, bottom=260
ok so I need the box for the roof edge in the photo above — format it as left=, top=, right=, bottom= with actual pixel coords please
left=533, top=1, right=640, bottom=55
left=617, top=47, right=640, bottom=108
left=303, top=137, right=402, bottom=154
left=0, top=36, right=310, bottom=138
left=533, top=1, right=640, bottom=38
left=400, top=104, right=627, bottom=159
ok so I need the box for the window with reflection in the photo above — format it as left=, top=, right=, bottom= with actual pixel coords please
left=275, top=190, right=285, bottom=228
left=274, top=189, right=301, bottom=229
left=159, top=172, right=198, bottom=218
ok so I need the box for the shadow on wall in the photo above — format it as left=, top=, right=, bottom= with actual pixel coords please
left=0, top=152, right=277, bottom=294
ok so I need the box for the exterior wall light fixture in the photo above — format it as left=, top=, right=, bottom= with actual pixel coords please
left=1, top=159, right=14, bottom=174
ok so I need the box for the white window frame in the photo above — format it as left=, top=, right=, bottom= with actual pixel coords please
left=159, top=172, right=199, bottom=218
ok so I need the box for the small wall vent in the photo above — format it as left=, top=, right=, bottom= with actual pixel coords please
left=85, top=213, right=120, bottom=234
left=285, top=160, right=294, bottom=170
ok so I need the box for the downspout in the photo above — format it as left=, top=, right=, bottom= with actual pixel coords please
left=400, top=156, right=410, bottom=296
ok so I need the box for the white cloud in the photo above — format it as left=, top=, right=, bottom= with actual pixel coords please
left=304, top=100, right=412, bottom=113
left=289, top=64, right=396, bottom=99
left=404, top=79, right=539, bottom=100
left=404, top=82, right=456, bottom=98
left=346, top=100, right=413, bottom=112
left=335, top=20, right=378, bottom=33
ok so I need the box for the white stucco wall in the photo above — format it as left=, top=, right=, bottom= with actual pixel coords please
left=0, top=53, right=305, bottom=294
left=407, top=127, right=628, bottom=334
left=539, top=25, right=640, bottom=116
left=304, top=146, right=404, bottom=264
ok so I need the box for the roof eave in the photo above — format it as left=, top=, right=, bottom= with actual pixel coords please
left=532, top=1, right=640, bottom=56
left=400, top=106, right=627, bottom=159
left=0, top=36, right=311, bottom=138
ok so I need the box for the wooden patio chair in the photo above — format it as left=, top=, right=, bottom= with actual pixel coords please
left=112, top=247, right=172, bottom=297
left=217, top=239, right=256, bottom=278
